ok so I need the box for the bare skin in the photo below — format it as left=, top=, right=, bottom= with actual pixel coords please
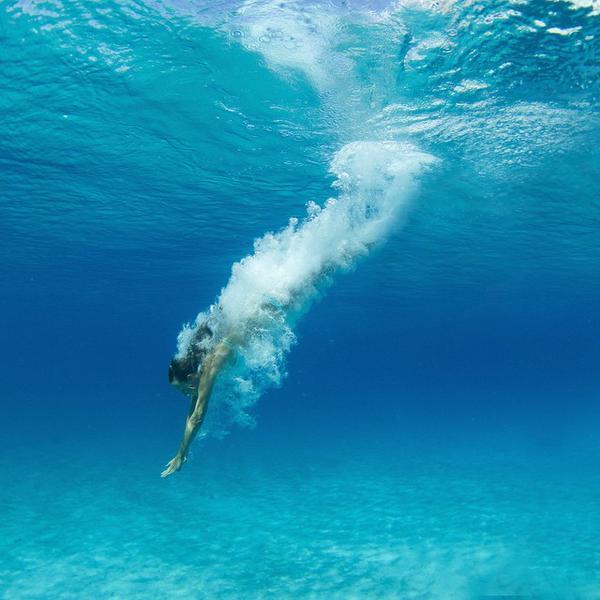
left=161, top=340, right=233, bottom=478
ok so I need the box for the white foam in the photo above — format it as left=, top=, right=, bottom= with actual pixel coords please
left=220, top=142, right=434, bottom=329
left=547, top=25, right=583, bottom=35
left=560, top=0, right=600, bottom=16
left=234, top=0, right=345, bottom=92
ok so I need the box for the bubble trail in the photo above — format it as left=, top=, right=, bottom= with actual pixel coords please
left=176, top=141, right=435, bottom=433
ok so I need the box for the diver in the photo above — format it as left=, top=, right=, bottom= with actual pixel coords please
left=161, top=273, right=326, bottom=478
left=161, top=323, right=235, bottom=478
left=161, top=296, right=296, bottom=478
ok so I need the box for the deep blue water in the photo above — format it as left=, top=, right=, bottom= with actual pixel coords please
left=1, top=1, right=599, bottom=598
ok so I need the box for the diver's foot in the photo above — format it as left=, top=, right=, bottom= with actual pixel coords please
left=161, top=455, right=185, bottom=478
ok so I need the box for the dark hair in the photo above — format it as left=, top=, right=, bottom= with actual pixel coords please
left=168, top=356, right=194, bottom=383
left=168, top=323, right=213, bottom=384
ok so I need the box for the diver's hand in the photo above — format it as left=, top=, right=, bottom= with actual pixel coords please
left=161, top=454, right=185, bottom=478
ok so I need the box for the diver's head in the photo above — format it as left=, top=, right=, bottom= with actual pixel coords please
left=168, top=357, right=191, bottom=384
left=168, top=323, right=214, bottom=395
left=168, top=354, right=199, bottom=395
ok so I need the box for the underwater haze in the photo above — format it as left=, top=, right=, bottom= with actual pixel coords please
left=1, top=0, right=600, bottom=598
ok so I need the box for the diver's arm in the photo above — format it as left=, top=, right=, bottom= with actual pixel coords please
left=161, top=341, right=232, bottom=478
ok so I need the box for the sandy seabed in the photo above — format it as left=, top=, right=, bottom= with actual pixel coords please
left=1, top=425, right=598, bottom=600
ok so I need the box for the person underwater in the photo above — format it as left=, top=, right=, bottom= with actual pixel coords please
left=161, top=323, right=235, bottom=478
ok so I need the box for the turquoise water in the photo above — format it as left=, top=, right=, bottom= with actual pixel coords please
left=1, top=1, right=599, bottom=598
